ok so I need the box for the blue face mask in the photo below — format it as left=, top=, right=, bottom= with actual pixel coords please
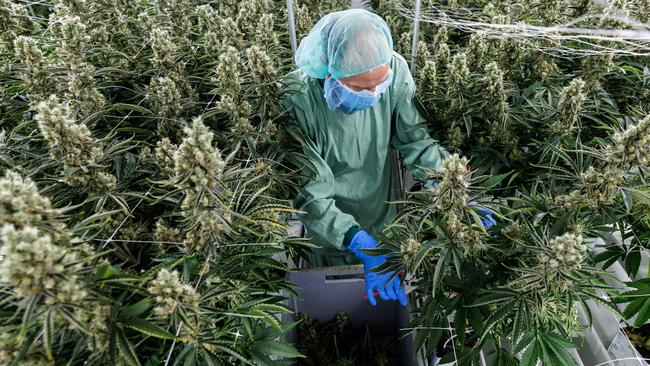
left=323, top=68, right=393, bottom=114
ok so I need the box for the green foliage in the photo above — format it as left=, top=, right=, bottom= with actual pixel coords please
left=1, top=0, right=648, bottom=365
left=0, top=0, right=322, bottom=364
left=370, top=0, right=650, bottom=364
left=618, top=279, right=650, bottom=327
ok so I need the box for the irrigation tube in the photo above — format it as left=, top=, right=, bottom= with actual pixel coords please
left=287, top=0, right=298, bottom=58
left=409, top=0, right=422, bottom=74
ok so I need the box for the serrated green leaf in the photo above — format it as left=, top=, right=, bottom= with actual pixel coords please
left=254, top=340, right=304, bottom=359
left=109, top=103, right=154, bottom=115
left=478, top=301, right=515, bottom=343
left=251, top=303, right=292, bottom=314
left=513, top=332, right=535, bottom=354
left=119, top=298, right=151, bottom=319
left=492, top=347, right=520, bottom=366
left=468, top=291, right=516, bottom=307
left=520, top=339, right=539, bottom=366
left=479, top=171, right=513, bottom=189
left=173, top=346, right=195, bottom=366
left=215, top=345, right=255, bottom=365
left=183, top=347, right=197, bottom=366
left=624, top=250, right=641, bottom=277
left=432, top=250, right=448, bottom=296
left=43, top=309, right=54, bottom=361
left=116, top=328, right=142, bottom=366
left=121, top=319, right=177, bottom=340
left=199, top=347, right=223, bottom=366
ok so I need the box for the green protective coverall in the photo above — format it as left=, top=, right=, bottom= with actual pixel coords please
left=282, top=51, right=450, bottom=267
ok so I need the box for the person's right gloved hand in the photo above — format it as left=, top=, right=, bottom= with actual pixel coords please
left=347, top=230, right=407, bottom=306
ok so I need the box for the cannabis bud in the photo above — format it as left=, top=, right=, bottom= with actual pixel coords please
left=13, top=36, right=50, bottom=97
left=467, top=33, right=488, bottom=69
left=151, top=27, right=178, bottom=70
left=397, top=31, right=412, bottom=57
left=174, top=116, right=226, bottom=209
left=553, top=190, right=583, bottom=209
left=214, top=45, right=242, bottom=92
left=435, top=42, right=451, bottom=65
left=418, top=59, right=437, bottom=96
left=447, top=52, right=470, bottom=97
left=445, top=126, right=465, bottom=149
left=605, top=114, right=650, bottom=169
left=0, top=170, right=56, bottom=227
left=147, top=268, right=200, bottom=319
left=0, top=224, right=86, bottom=303
left=482, top=62, right=508, bottom=120
left=295, top=4, right=314, bottom=39
left=73, top=302, right=112, bottom=353
left=333, top=311, right=351, bottom=334
left=155, top=137, right=178, bottom=177
left=195, top=4, right=219, bottom=33
left=541, top=232, right=587, bottom=272
left=431, top=154, right=471, bottom=211
left=400, top=237, right=422, bottom=262
left=149, top=76, right=182, bottom=118
left=536, top=56, right=559, bottom=84
left=550, top=78, right=586, bottom=135
left=35, top=94, right=104, bottom=166
left=578, top=165, right=625, bottom=206
left=34, top=95, right=116, bottom=192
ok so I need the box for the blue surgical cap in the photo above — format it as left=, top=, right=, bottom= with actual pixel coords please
left=295, top=9, right=394, bottom=79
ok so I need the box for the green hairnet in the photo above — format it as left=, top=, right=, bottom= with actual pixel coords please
left=295, top=9, right=394, bottom=79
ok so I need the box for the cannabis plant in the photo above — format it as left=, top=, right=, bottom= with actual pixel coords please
left=365, top=0, right=650, bottom=364
left=378, top=142, right=647, bottom=365
left=0, top=0, right=330, bottom=364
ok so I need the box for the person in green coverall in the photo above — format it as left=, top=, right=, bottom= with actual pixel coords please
left=281, top=9, right=495, bottom=306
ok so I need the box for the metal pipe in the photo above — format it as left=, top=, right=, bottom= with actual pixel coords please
left=410, top=0, right=422, bottom=74
left=287, top=0, right=298, bottom=59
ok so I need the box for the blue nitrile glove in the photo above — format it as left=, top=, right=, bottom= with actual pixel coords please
left=347, top=230, right=408, bottom=306
left=423, top=180, right=438, bottom=190
left=469, top=200, right=496, bottom=231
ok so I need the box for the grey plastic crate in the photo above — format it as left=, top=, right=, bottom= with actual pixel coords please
left=282, top=264, right=423, bottom=365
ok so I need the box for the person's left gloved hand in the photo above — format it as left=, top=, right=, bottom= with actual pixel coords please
left=422, top=179, right=438, bottom=190
left=469, top=200, right=496, bottom=230
left=347, top=230, right=408, bottom=306
left=423, top=180, right=496, bottom=230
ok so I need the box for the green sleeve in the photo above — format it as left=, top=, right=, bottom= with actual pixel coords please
left=282, top=93, right=358, bottom=251
left=390, top=57, right=450, bottom=180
